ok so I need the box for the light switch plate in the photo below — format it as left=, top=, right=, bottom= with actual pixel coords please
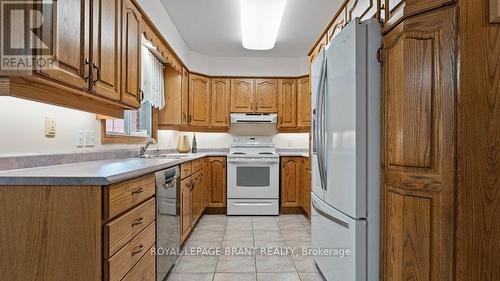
left=84, top=130, right=95, bottom=147
left=76, top=130, right=84, bottom=147
left=45, top=117, right=56, bottom=137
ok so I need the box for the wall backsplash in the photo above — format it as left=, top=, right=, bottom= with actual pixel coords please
left=0, top=97, right=308, bottom=156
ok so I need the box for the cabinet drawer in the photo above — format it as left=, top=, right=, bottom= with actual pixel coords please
left=121, top=245, right=156, bottom=281
left=180, top=162, right=192, bottom=179
left=104, top=174, right=156, bottom=220
left=106, top=222, right=155, bottom=281
left=104, top=197, right=155, bottom=258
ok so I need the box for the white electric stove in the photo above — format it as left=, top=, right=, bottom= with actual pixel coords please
left=227, top=137, right=280, bottom=215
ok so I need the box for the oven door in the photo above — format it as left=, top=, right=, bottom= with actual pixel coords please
left=227, top=158, right=279, bottom=199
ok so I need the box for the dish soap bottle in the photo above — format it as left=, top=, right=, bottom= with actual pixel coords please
left=192, top=133, right=198, bottom=153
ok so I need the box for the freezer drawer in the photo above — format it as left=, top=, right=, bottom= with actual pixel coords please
left=227, top=199, right=279, bottom=215
left=311, top=193, right=366, bottom=281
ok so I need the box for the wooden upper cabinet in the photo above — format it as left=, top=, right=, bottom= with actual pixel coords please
left=281, top=157, right=300, bottom=208
left=158, top=66, right=182, bottom=126
left=189, top=74, right=210, bottom=127
left=208, top=157, right=226, bottom=208
left=278, top=79, right=297, bottom=128
left=230, top=79, right=254, bottom=113
left=381, top=6, right=457, bottom=281
left=211, top=79, right=230, bottom=127
left=38, top=0, right=90, bottom=91
left=121, top=0, right=141, bottom=108
left=181, top=68, right=189, bottom=126
left=91, top=0, right=121, bottom=101
left=255, top=79, right=278, bottom=112
left=384, top=0, right=456, bottom=29
left=297, top=77, right=311, bottom=128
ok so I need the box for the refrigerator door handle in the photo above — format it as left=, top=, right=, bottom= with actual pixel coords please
left=315, top=56, right=326, bottom=191
left=318, top=57, right=328, bottom=191
left=312, top=199, right=349, bottom=229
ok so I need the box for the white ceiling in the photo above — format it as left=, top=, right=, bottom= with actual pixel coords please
left=160, top=0, right=343, bottom=57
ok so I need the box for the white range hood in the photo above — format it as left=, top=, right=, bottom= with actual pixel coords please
left=230, top=113, right=277, bottom=124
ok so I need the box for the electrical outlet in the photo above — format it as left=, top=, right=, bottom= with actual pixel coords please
left=288, top=140, right=293, bottom=147
left=84, top=130, right=95, bottom=147
left=76, top=130, right=84, bottom=147
left=45, top=117, right=56, bottom=137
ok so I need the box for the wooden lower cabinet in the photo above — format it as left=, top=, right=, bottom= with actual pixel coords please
left=381, top=6, right=457, bottom=281
left=0, top=174, right=156, bottom=281
left=207, top=157, right=226, bottom=208
left=281, top=157, right=301, bottom=208
left=179, top=158, right=213, bottom=244
left=180, top=176, right=192, bottom=243
left=300, top=158, right=311, bottom=217
left=280, top=157, right=311, bottom=215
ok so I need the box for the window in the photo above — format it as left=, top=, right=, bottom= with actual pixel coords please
left=101, top=34, right=165, bottom=144
left=106, top=101, right=153, bottom=137
left=101, top=101, right=156, bottom=144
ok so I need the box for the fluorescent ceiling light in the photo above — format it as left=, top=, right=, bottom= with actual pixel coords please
left=241, top=0, right=287, bottom=50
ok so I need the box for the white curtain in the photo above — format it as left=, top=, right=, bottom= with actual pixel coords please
left=141, top=41, right=165, bottom=109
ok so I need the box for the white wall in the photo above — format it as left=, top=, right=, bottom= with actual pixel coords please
left=136, top=1, right=309, bottom=77
left=190, top=53, right=309, bottom=77
left=159, top=130, right=309, bottom=150
left=0, top=97, right=308, bottom=156
left=136, top=0, right=190, bottom=64
left=0, top=97, right=141, bottom=156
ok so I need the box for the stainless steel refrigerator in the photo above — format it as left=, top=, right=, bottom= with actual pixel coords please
left=311, top=18, right=381, bottom=281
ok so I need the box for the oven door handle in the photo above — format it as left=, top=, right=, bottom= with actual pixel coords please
left=227, top=159, right=279, bottom=164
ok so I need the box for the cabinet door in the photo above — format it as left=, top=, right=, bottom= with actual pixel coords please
left=180, top=177, right=191, bottom=243
left=384, top=0, right=456, bottom=29
left=190, top=173, right=198, bottom=225
left=208, top=157, right=226, bottom=208
left=158, top=66, right=182, bottom=126
left=301, top=158, right=311, bottom=217
left=38, top=0, right=91, bottom=90
left=230, top=79, right=254, bottom=113
left=211, top=79, right=230, bottom=127
left=255, top=79, right=278, bottom=112
left=91, top=0, right=121, bottom=100
left=189, top=74, right=210, bottom=127
left=278, top=79, right=298, bottom=128
left=181, top=68, right=189, bottom=126
left=297, top=77, right=311, bottom=128
left=281, top=157, right=300, bottom=207
left=121, top=0, right=141, bottom=108
left=381, top=7, right=457, bottom=281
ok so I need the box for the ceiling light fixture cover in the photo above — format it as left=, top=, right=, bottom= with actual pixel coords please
left=240, top=0, right=287, bottom=50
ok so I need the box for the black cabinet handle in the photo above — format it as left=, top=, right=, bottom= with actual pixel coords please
left=92, top=63, right=100, bottom=84
left=140, top=90, right=145, bottom=101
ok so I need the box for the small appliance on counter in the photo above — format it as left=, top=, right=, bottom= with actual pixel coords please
left=227, top=136, right=279, bottom=215
left=191, top=133, right=198, bottom=153
left=176, top=135, right=190, bottom=153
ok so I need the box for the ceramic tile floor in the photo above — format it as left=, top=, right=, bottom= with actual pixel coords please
left=167, top=214, right=325, bottom=281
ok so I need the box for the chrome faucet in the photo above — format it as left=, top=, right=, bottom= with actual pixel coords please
left=139, top=139, right=157, bottom=157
